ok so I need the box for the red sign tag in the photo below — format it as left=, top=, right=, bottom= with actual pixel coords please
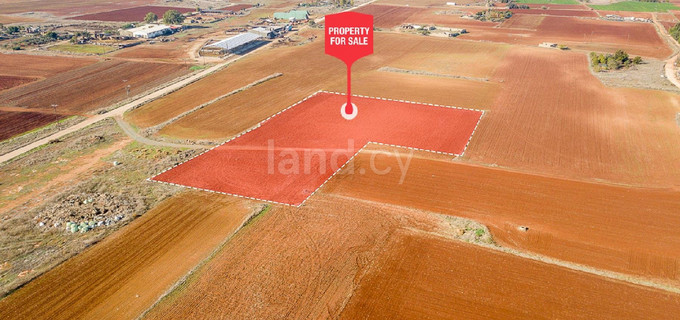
left=325, top=12, right=373, bottom=120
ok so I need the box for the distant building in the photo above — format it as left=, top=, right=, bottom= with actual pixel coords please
left=205, top=32, right=262, bottom=52
left=273, top=10, right=309, bottom=21
left=539, top=42, right=557, bottom=48
left=122, top=24, right=171, bottom=39
left=251, top=25, right=287, bottom=39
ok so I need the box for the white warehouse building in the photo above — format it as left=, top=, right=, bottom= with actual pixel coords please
left=206, top=32, right=261, bottom=51
left=124, top=24, right=171, bottom=39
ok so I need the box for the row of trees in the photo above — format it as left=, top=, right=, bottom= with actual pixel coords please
left=144, top=10, right=185, bottom=24
left=474, top=10, right=513, bottom=22
left=589, top=50, right=642, bottom=72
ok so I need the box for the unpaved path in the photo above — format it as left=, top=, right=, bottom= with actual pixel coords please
left=113, top=116, right=204, bottom=149
left=653, top=13, right=680, bottom=89
left=0, top=44, right=270, bottom=164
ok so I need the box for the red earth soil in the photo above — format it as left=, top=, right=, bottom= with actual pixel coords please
left=353, top=4, right=426, bottom=28
left=0, top=0, right=156, bottom=15
left=152, top=92, right=482, bottom=205
left=0, top=75, right=36, bottom=91
left=325, top=152, right=680, bottom=284
left=218, top=4, right=253, bottom=11
left=472, top=47, right=680, bottom=187
left=0, top=192, right=258, bottom=320
left=510, top=8, right=598, bottom=17
left=0, top=53, right=96, bottom=78
left=499, top=14, right=545, bottom=30
left=0, top=110, right=64, bottom=141
left=339, top=230, right=680, bottom=319
left=69, top=6, right=194, bottom=22
left=461, top=16, right=670, bottom=58
left=0, top=59, right=188, bottom=115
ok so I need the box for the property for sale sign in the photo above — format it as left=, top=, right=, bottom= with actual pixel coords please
left=325, top=12, right=373, bottom=120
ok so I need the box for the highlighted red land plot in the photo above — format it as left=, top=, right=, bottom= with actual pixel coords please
left=152, top=92, right=483, bottom=205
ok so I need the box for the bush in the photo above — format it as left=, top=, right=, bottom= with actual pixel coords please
left=591, top=49, right=642, bottom=71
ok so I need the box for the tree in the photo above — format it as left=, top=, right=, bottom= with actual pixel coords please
left=606, top=57, right=618, bottom=70
left=613, top=49, right=628, bottom=63
left=144, top=12, right=158, bottom=23
left=163, top=10, right=185, bottom=24
left=632, top=56, right=642, bottom=64
left=7, top=26, right=19, bottom=34
left=45, top=31, right=58, bottom=40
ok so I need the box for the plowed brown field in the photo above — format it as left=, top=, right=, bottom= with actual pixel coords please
left=472, top=47, right=680, bottom=187
left=142, top=194, right=455, bottom=319
left=0, top=0, right=155, bottom=15
left=143, top=192, right=680, bottom=319
left=0, top=75, right=36, bottom=91
left=461, top=16, right=670, bottom=58
left=500, top=14, right=546, bottom=30
left=0, top=192, right=257, bottom=320
left=0, top=110, right=64, bottom=141
left=140, top=32, right=507, bottom=139
left=354, top=4, right=426, bottom=28
left=0, top=59, right=188, bottom=114
left=510, top=8, right=598, bottom=17
left=70, top=6, right=194, bottom=22
left=339, top=230, right=680, bottom=319
left=324, top=151, right=680, bottom=284
left=0, top=53, right=96, bottom=78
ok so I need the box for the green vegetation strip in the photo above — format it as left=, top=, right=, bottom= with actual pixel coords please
left=514, top=0, right=579, bottom=4
left=48, top=44, right=116, bottom=54
left=590, top=1, right=680, bottom=12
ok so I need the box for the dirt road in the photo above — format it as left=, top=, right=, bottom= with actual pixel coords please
left=0, top=45, right=268, bottom=164
left=653, top=13, right=680, bottom=89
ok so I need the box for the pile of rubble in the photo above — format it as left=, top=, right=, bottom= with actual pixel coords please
left=33, top=192, right=145, bottom=232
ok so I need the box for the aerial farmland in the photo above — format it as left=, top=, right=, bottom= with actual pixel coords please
left=1, top=0, right=680, bottom=318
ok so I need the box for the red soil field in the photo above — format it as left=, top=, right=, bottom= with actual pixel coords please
left=0, top=59, right=188, bottom=115
left=326, top=151, right=680, bottom=284
left=510, top=8, right=598, bottom=17
left=353, top=4, right=426, bottom=28
left=0, top=53, right=96, bottom=79
left=0, top=110, right=64, bottom=141
left=0, top=0, right=155, bottom=15
left=408, top=10, right=500, bottom=28
left=500, top=14, right=545, bottom=30
left=339, top=230, right=680, bottom=319
left=472, top=47, right=680, bottom=187
left=0, top=75, right=36, bottom=92
left=461, top=16, right=671, bottom=58
left=144, top=191, right=680, bottom=319
left=152, top=92, right=482, bottom=205
left=218, top=4, right=253, bottom=11
left=141, top=194, right=460, bottom=319
left=128, top=32, right=506, bottom=132
left=0, top=192, right=258, bottom=320
left=69, top=6, right=194, bottom=22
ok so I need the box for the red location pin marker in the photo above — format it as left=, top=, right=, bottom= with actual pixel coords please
left=325, top=12, right=373, bottom=120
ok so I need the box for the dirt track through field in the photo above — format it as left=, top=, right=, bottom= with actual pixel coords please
left=0, top=192, right=257, bottom=320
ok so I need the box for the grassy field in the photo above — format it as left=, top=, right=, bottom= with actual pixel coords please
left=515, top=0, right=579, bottom=4
left=590, top=1, right=680, bottom=12
left=48, top=44, right=117, bottom=54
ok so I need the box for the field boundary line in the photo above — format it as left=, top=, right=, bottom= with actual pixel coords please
left=148, top=91, right=486, bottom=207
left=143, top=72, right=283, bottom=136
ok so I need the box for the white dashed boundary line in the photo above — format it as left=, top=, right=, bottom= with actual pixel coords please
left=148, top=91, right=486, bottom=207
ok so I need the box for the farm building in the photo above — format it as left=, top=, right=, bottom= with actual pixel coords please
left=273, top=10, right=309, bottom=21
left=203, top=32, right=262, bottom=54
left=251, top=25, right=289, bottom=39
left=121, top=24, right=171, bottom=38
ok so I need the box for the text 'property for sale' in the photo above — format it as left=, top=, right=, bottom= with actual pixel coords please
left=327, top=27, right=371, bottom=45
